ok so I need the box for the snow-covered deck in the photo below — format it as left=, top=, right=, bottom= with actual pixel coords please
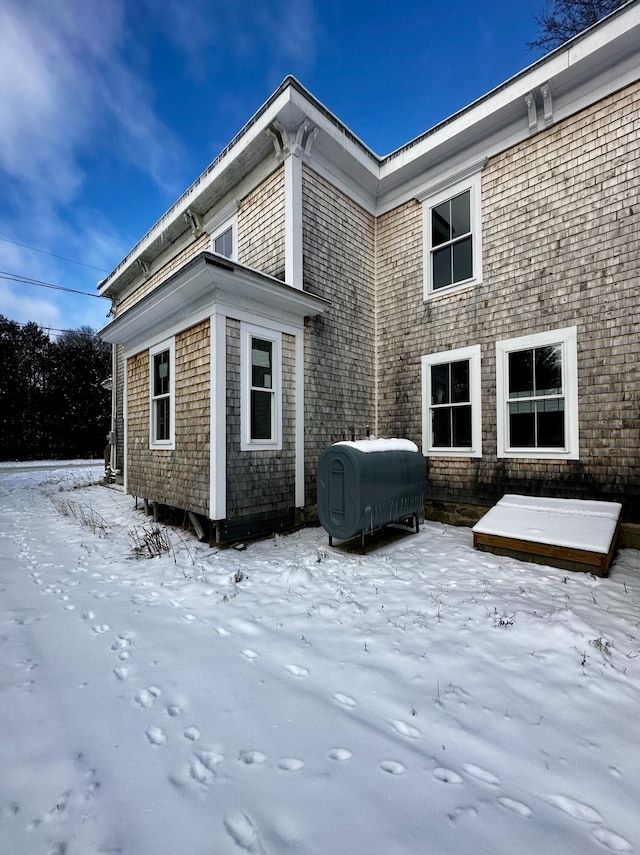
left=472, top=495, right=622, bottom=576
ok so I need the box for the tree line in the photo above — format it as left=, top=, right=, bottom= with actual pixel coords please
left=0, top=315, right=111, bottom=461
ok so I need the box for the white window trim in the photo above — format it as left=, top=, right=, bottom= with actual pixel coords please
left=211, top=215, right=237, bottom=260
left=422, top=345, right=482, bottom=457
left=149, top=337, right=176, bottom=450
left=421, top=171, right=482, bottom=300
left=496, top=326, right=579, bottom=460
left=241, top=322, right=282, bottom=452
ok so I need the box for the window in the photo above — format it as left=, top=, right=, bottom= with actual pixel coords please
left=422, top=345, right=482, bottom=457
left=213, top=225, right=233, bottom=259
left=420, top=169, right=482, bottom=298
left=149, top=339, right=175, bottom=448
left=241, top=323, right=281, bottom=451
left=496, top=327, right=578, bottom=459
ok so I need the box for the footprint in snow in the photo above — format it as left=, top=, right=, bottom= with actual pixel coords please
left=113, top=667, right=129, bottom=681
left=136, top=686, right=162, bottom=708
left=544, top=794, right=602, bottom=823
left=277, top=758, right=304, bottom=772
left=241, top=649, right=259, bottom=661
left=433, top=767, right=463, bottom=784
left=391, top=720, right=421, bottom=739
left=224, top=809, right=269, bottom=854
left=92, top=624, right=110, bottom=634
left=328, top=748, right=352, bottom=761
left=146, top=727, right=166, bottom=746
left=285, top=664, right=308, bottom=678
left=462, top=763, right=500, bottom=786
left=216, top=627, right=232, bottom=636
left=592, top=827, right=633, bottom=851
left=239, top=750, right=267, bottom=765
left=190, top=751, right=224, bottom=784
left=166, top=704, right=182, bottom=718
left=183, top=726, right=200, bottom=741
left=380, top=760, right=405, bottom=775
left=448, top=806, right=478, bottom=824
left=498, top=797, right=533, bottom=818
left=332, top=693, right=356, bottom=708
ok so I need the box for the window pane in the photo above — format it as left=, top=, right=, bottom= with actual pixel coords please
left=508, top=349, right=533, bottom=398
left=452, top=236, right=473, bottom=283
left=450, top=191, right=470, bottom=238
left=452, top=405, right=472, bottom=447
left=535, top=345, right=562, bottom=396
left=155, top=397, right=170, bottom=441
left=451, top=360, right=469, bottom=404
left=431, top=363, right=450, bottom=405
left=509, top=400, right=535, bottom=447
left=214, top=227, right=233, bottom=258
left=432, top=408, right=451, bottom=447
left=252, top=339, right=272, bottom=389
left=432, top=246, right=452, bottom=289
left=432, top=201, right=451, bottom=247
left=154, top=351, right=169, bottom=396
left=251, top=389, right=272, bottom=440
left=536, top=398, right=565, bottom=447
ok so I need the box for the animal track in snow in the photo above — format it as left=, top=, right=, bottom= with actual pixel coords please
left=332, top=693, right=356, bottom=708
left=224, top=809, right=268, bottom=853
left=136, top=686, right=162, bottom=708
left=183, top=726, right=200, bottom=741
left=391, top=719, right=421, bottom=739
left=277, top=758, right=304, bottom=772
left=146, top=727, right=166, bottom=746
left=284, top=664, right=308, bottom=678
left=433, top=767, right=463, bottom=784
left=462, top=763, right=500, bottom=786
left=380, top=760, right=405, bottom=775
left=190, top=751, right=224, bottom=784
left=448, top=806, right=478, bottom=824
left=92, top=624, right=110, bottom=634
left=239, top=750, right=267, bottom=765
left=328, top=748, right=352, bottom=761
left=113, top=667, right=129, bottom=681
left=166, top=704, right=181, bottom=717
left=498, top=797, right=533, bottom=818
left=216, top=627, right=232, bottom=636
left=592, top=828, right=633, bottom=851
left=544, top=794, right=602, bottom=823
left=241, top=649, right=259, bottom=660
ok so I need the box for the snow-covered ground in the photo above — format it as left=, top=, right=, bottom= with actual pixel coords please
left=1, top=463, right=639, bottom=855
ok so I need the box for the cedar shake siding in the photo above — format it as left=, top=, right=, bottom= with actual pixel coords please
left=225, top=318, right=296, bottom=517
left=302, top=166, right=376, bottom=504
left=238, top=166, right=286, bottom=279
left=378, top=81, right=640, bottom=522
left=126, top=320, right=210, bottom=516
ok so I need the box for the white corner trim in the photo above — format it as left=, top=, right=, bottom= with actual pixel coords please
left=284, top=153, right=303, bottom=288
left=295, top=333, right=305, bottom=508
left=210, top=312, right=227, bottom=520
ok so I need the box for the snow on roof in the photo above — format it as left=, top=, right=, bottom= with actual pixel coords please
left=334, top=438, right=419, bottom=453
left=472, top=494, right=622, bottom=554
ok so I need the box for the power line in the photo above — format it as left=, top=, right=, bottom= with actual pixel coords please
left=0, top=235, right=110, bottom=273
left=0, top=270, right=107, bottom=299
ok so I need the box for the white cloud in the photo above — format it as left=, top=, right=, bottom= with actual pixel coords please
left=0, top=0, right=184, bottom=207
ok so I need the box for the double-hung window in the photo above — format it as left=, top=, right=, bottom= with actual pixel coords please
left=150, top=338, right=175, bottom=448
left=241, top=323, right=281, bottom=451
left=420, top=169, right=482, bottom=298
left=422, top=345, right=482, bottom=457
left=496, top=327, right=578, bottom=459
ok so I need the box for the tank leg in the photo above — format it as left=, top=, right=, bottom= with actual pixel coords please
left=361, top=530, right=366, bottom=555
left=414, top=512, right=419, bottom=534
left=329, top=535, right=333, bottom=547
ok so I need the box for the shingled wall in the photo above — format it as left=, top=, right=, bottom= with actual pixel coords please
left=377, top=81, right=640, bottom=524
left=301, top=166, right=376, bottom=504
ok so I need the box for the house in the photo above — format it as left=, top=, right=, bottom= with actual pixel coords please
left=99, top=2, right=640, bottom=547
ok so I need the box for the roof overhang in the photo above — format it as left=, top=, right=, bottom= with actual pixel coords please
left=99, top=252, right=329, bottom=349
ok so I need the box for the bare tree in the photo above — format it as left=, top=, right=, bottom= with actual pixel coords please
left=530, top=0, right=629, bottom=50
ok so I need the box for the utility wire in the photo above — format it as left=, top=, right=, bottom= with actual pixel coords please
left=0, top=270, right=106, bottom=299
left=0, top=235, right=110, bottom=273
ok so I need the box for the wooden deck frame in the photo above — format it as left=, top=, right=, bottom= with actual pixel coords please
left=473, top=522, right=620, bottom=577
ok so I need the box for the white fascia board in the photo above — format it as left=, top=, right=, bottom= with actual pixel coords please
left=100, top=253, right=329, bottom=350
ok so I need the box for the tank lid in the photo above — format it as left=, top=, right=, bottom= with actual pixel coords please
left=334, top=438, right=419, bottom=454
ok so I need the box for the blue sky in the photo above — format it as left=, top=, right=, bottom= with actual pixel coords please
left=0, top=0, right=548, bottom=335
